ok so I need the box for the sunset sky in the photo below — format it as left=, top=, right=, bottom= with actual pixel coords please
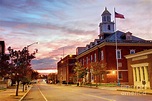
left=0, top=0, right=152, bottom=74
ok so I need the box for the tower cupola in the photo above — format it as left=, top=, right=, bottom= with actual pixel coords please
left=99, top=7, right=114, bottom=39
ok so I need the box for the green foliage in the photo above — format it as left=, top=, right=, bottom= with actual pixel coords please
left=74, top=62, right=87, bottom=79
left=0, top=46, right=38, bottom=96
left=90, top=62, right=108, bottom=76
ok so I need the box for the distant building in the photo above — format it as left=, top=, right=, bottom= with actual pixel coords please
left=125, top=49, right=152, bottom=89
left=57, top=55, right=77, bottom=84
left=0, top=41, right=5, bottom=54
left=76, top=8, right=152, bottom=84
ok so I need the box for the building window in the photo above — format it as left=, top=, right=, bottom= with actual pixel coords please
left=94, top=53, right=96, bottom=62
left=86, top=57, right=88, bottom=64
left=116, top=49, right=121, bottom=59
left=0, top=45, right=2, bottom=53
left=83, top=58, right=85, bottom=65
left=130, top=49, right=135, bottom=54
left=108, top=25, right=111, bottom=30
left=101, top=74, right=104, bottom=80
left=119, top=72, right=123, bottom=80
left=107, top=16, right=110, bottom=21
left=91, top=69, right=94, bottom=82
left=91, top=55, right=93, bottom=62
left=101, top=50, right=104, bottom=60
left=103, top=16, right=106, bottom=21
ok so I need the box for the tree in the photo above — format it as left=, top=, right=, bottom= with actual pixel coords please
left=31, top=70, right=39, bottom=80
left=74, top=62, right=87, bottom=86
left=7, top=46, right=37, bottom=96
left=47, top=73, right=57, bottom=84
left=90, top=62, right=109, bottom=87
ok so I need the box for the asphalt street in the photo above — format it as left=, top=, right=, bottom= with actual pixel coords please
left=22, top=83, right=152, bottom=101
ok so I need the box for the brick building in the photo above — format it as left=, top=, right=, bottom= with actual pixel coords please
left=57, top=55, right=77, bottom=84
left=0, top=41, right=5, bottom=54
left=76, top=8, right=152, bottom=84
left=125, top=49, right=152, bottom=89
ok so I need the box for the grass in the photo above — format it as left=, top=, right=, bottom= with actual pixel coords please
left=78, top=83, right=117, bottom=87
left=0, top=87, right=7, bottom=91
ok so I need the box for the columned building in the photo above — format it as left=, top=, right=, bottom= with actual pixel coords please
left=76, top=8, right=152, bottom=84
left=125, top=49, right=152, bottom=89
left=57, top=55, right=77, bottom=84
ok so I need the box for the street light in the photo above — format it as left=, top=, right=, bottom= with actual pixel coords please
left=27, top=42, right=38, bottom=48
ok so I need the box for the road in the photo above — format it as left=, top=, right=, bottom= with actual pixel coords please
left=22, top=83, right=152, bottom=101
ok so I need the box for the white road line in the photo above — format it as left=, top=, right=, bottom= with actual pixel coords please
left=38, top=86, right=48, bottom=101
left=83, top=93, right=116, bottom=101
left=68, top=89, right=116, bottom=101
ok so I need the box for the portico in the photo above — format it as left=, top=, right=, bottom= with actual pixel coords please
left=125, top=49, right=152, bottom=89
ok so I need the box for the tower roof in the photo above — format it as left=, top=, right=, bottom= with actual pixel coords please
left=101, top=7, right=111, bottom=16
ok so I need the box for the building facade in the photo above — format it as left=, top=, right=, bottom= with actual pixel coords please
left=0, top=41, right=5, bottom=54
left=76, top=8, right=152, bottom=84
left=57, top=55, right=77, bottom=84
left=125, top=49, right=152, bottom=89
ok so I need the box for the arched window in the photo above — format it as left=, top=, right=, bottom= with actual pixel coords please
left=107, top=16, right=110, bottom=21
left=103, top=16, right=106, bottom=21
left=108, top=25, right=111, bottom=30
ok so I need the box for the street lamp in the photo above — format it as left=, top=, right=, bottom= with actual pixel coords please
left=27, top=42, right=38, bottom=49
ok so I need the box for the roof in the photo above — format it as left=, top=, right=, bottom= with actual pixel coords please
left=125, top=49, right=152, bottom=59
left=103, top=30, right=145, bottom=42
left=101, top=7, right=111, bottom=16
left=77, top=30, right=152, bottom=55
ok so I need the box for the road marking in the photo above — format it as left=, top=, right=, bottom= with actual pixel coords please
left=68, top=90, right=116, bottom=101
left=83, top=93, right=116, bottom=101
left=37, top=86, right=48, bottom=101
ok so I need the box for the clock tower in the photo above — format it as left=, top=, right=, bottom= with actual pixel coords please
left=99, top=7, right=114, bottom=39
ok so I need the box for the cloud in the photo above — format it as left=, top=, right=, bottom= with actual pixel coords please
left=1, top=0, right=152, bottom=72
left=31, top=57, right=57, bottom=70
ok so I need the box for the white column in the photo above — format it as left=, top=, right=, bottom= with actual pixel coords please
left=144, top=66, right=148, bottom=82
left=136, top=67, right=139, bottom=82
left=133, top=68, right=136, bottom=82
left=140, top=67, right=144, bottom=81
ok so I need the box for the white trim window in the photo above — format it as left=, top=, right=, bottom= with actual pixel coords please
left=101, top=50, right=104, bottom=60
left=119, top=72, right=123, bottom=80
left=94, top=53, right=96, bottom=62
left=86, top=57, right=88, bottom=64
left=83, top=58, right=85, bottom=65
left=91, top=55, right=93, bottom=62
left=130, top=49, right=135, bottom=54
left=116, top=49, right=121, bottom=59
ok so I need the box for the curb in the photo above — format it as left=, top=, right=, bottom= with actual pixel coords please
left=19, top=86, right=32, bottom=101
left=117, top=89, right=152, bottom=95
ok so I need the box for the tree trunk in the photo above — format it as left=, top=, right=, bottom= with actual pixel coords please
left=96, top=76, right=98, bottom=87
left=96, top=82, right=98, bottom=87
left=22, top=84, right=24, bottom=92
left=25, top=84, right=27, bottom=90
left=16, top=81, right=20, bottom=96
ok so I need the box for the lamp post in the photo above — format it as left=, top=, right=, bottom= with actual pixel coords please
left=26, top=42, right=38, bottom=54
left=27, top=42, right=38, bottom=48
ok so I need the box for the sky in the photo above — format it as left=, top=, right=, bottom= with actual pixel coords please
left=0, top=0, right=152, bottom=74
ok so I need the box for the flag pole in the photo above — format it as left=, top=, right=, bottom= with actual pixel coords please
left=114, top=8, right=120, bottom=86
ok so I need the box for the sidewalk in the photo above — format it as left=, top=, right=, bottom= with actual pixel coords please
left=70, top=84, right=152, bottom=95
left=0, top=85, right=32, bottom=101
